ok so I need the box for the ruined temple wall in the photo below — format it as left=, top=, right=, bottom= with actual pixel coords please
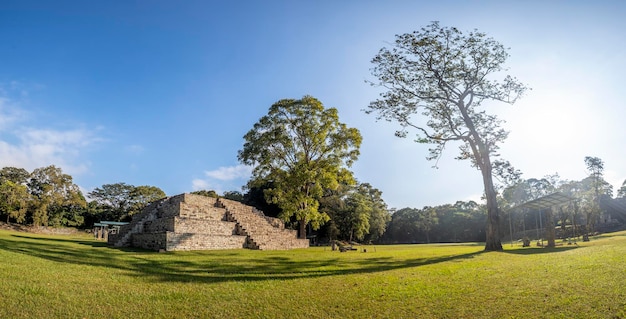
left=174, top=218, right=237, bottom=235
left=132, top=232, right=167, bottom=251
left=156, top=195, right=185, bottom=219
left=178, top=194, right=224, bottom=220
left=178, top=203, right=226, bottom=220
left=166, top=232, right=247, bottom=251
left=143, top=217, right=176, bottom=233
left=181, top=193, right=218, bottom=207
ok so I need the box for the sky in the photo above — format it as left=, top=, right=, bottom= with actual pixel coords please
left=1, top=1, right=624, bottom=210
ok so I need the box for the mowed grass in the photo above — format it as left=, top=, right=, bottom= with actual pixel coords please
left=0, top=230, right=625, bottom=319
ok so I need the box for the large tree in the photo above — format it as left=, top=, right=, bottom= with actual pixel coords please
left=28, top=165, right=86, bottom=226
left=0, top=167, right=31, bottom=224
left=367, top=22, right=527, bottom=251
left=89, top=182, right=134, bottom=220
left=0, top=180, right=29, bottom=223
left=89, top=183, right=166, bottom=221
left=239, top=96, right=362, bottom=239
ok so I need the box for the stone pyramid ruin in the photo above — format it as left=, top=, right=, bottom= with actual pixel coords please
left=107, top=193, right=309, bottom=251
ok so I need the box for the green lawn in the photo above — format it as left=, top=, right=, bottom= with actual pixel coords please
left=0, top=229, right=624, bottom=319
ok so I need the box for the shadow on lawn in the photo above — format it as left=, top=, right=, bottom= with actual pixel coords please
left=0, top=234, right=485, bottom=284
left=502, top=246, right=580, bottom=255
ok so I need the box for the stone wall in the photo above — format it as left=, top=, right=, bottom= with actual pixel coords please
left=166, top=232, right=247, bottom=251
left=174, top=217, right=237, bottom=235
left=143, top=217, right=176, bottom=233
left=132, top=232, right=167, bottom=251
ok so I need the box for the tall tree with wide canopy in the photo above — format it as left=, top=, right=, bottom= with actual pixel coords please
left=89, top=183, right=166, bottom=221
left=367, top=22, right=527, bottom=251
left=239, top=96, right=362, bottom=239
left=28, top=165, right=86, bottom=226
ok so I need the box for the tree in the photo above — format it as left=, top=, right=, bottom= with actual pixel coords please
left=0, top=167, right=31, bottom=224
left=90, top=183, right=165, bottom=221
left=0, top=167, right=30, bottom=185
left=239, top=96, right=362, bottom=238
left=367, top=22, right=527, bottom=251
left=191, top=190, right=219, bottom=198
left=356, top=183, right=391, bottom=243
left=129, top=185, right=166, bottom=215
left=339, top=191, right=371, bottom=242
left=0, top=181, right=29, bottom=223
left=384, top=207, right=421, bottom=243
left=89, top=183, right=134, bottom=221
left=583, top=156, right=612, bottom=232
left=617, top=180, right=626, bottom=198
left=28, top=165, right=86, bottom=226
left=222, top=190, right=244, bottom=202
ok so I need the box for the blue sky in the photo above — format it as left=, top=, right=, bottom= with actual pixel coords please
left=1, top=1, right=625, bottom=209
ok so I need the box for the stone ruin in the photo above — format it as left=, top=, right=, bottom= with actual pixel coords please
left=107, top=193, right=309, bottom=251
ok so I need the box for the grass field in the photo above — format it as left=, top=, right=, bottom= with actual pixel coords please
left=0, top=229, right=624, bottom=319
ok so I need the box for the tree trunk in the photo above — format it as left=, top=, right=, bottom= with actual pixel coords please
left=457, top=99, right=502, bottom=251
left=481, top=155, right=503, bottom=251
left=298, top=218, right=306, bottom=239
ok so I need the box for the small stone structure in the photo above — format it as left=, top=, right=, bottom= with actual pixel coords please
left=107, top=193, right=309, bottom=251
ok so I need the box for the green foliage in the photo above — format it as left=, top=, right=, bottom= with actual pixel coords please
left=88, top=182, right=134, bottom=219
left=384, top=201, right=485, bottom=244
left=191, top=189, right=219, bottom=198
left=89, top=183, right=166, bottom=222
left=129, top=185, right=166, bottom=214
left=0, top=167, right=30, bottom=185
left=27, top=165, right=86, bottom=226
left=367, top=22, right=527, bottom=251
left=1, top=229, right=624, bottom=318
left=0, top=181, right=29, bottom=223
left=239, top=96, right=362, bottom=238
left=330, top=182, right=390, bottom=242
left=222, top=190, right=244, bottom=202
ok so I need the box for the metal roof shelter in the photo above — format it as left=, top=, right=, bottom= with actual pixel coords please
left=508, top=192, right=578, bottom=248
left=93, top=221, right=129, bottom=240
left=512, top=192, right=577, bottom=211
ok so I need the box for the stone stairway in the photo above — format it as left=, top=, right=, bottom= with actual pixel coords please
left=218, top=198, right=309, bottom=250
left=109, top=198, right=163, bottom=247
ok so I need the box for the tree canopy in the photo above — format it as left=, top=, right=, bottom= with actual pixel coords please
left=89, top=182, right=166, bottom=221
left=238, top=95, right=362, bottom=238
left=367, top=22, right=527, bottom=251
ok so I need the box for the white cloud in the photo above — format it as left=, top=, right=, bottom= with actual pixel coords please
left=204, top=165, right=252, bottom=181
left=0, top=90, right=100, bottom=176
left=0, top=127, right=96, bottom=175
left=191, top=165, right=253, bottom=195
left=191, top=179, right=210, bottom=191
left=0, top=97, right=26, bottom=131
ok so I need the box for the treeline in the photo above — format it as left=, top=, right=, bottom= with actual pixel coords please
left=2, top=157, right=624, bottom=244
left=0, top=164, right=393, bottom=244
left=0, top=165, right=165, bottom=228
left=380, top=159, right=626, bottom=245
left=382, top=201, right=487, bottom=244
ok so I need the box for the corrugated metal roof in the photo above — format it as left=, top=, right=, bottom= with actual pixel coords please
left=512, top=192, right=577, bottom=210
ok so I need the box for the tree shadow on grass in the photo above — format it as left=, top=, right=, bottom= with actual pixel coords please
left=0, top=233, right=485, bottom=284
left=502, top=246, right=581, bottom=255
